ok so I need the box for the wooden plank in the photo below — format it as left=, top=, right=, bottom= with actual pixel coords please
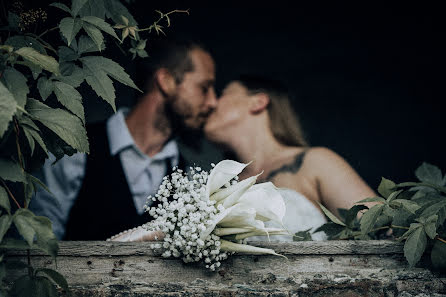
left=4, top=240, right=404, bottom=257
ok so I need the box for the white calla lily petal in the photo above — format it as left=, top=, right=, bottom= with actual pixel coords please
left=218, top=204, right=265, bottom=230
left=220, top=239, right=286, bottom=258
left=238, top=182, right=286, bottom=225
left=206, top=160, right=250, bottom=197
left=213, top=227, right=254, bottom=236
left=210, top=172, right=261, bottom=202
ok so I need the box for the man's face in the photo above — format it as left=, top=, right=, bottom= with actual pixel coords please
left=168, top=48, right=217, bottom=131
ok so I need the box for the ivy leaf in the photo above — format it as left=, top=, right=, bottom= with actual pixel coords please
left=356, top=196, right=386, bottom=204
left=26, top=98, right=89, bottom=153
left=77, top=35, right=105, bottom=54
left=415, top=162, right=443, bottom=186
left=10, top=275, right=58, bottom=297
left=0, top=214, right=12, bottom=243
left=83, top=67, right=116, bottom=111
left=22, top=125, right=49, bottom=156
left=360, top=204, right=384, bottom=234
left=2, top=67, right=29, bottom=108
left=82, top=22, right=104, bottom=51
left=56, top=65, right=84, bottom=88
left=419, top=200, right=446, bottom=227
left=317, top=202, right=346, bottom=226
left=36, top=269, right=69, bottom=292
left=378, top=177, right=396, bottom=198
left=344, top=205, right=368, bottom=227
left=422, top=215, right=438, bottom=239
left=5, top=36, right=46, bottom=54
left=15, top=47, right=60, bottom=75
left=53, top=81, right=85, bottom=124
left=104, top=0, right=138, bottom=26
left=389, top=199, right=421, bottom=214
left=79, top=0, right=106, bottom=18
left=80, top=56, right=141, bottom=90
left=31, top=216, right=59, bottom=258
left=59, top=17, right=83, bottom=46
left=13, top=209, right=36, bottom=246
left=0, top=186, right=11, bottom=214
left=0, top=81, right=17, bottom=138
left=26, top=173, right=53, bottom=197
left=37, top=77, right=54, bottom=101
left=404, top=225, right=427, bottom=267
left=49, top=2, right=72, bottom=14
left=431, top=240, right=446, bottom=271
left=0, top=158, right=25, bottom=182
left=293, top=228, right=313, bottom=241
left=81, top=16, right=119, bottom=40
left=71, top=0, right=89, bottom=17
left=314, top=222, right=345, bottom=239
left=58, top=46, right=79, bottom=62
left=0, top=237, right=30, bottom=249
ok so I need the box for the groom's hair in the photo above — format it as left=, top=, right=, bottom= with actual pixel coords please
left=236, top=74, right=308, bottom=148
left=133, top=37, right=210, bottom=96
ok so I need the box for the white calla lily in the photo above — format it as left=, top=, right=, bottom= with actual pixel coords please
left=238, top=182, right=286, bottom=225
left=205, top=160, right=250, bottom=197
left=210, top=172, right=261, bottom=202
left=220, top=239, right=286, bottom=258
left=218, top=204, right=265, bottom=230
left=213, top=227, right=255, bottom=236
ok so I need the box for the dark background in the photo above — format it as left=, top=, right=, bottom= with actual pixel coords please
left=49, top=1, right=446, bottom=190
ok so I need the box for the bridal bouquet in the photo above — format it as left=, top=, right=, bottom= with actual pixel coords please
left=142, top=160, right=288, bottom=270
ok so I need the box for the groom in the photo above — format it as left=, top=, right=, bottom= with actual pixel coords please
left=30, top=38, right=217, bottom=240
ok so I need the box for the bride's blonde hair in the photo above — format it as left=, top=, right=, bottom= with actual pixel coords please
left=236, top=75, right=308, bottom=147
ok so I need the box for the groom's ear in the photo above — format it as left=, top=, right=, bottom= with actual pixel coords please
left=155, top=68, right=177, bottom=96
left=249, top=93, right=270, bottom=114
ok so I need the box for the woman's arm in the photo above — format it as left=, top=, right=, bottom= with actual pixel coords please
left=305, top=147, right=376, bottom=217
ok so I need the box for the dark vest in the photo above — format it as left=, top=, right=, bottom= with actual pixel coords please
left=64, top=123, right=186, bottom=240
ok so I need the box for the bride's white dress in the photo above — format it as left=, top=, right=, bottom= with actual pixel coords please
left=248, top=188, right=327, bottom=241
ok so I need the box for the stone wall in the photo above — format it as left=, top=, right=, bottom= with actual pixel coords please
left=4, top=240, right=446, bottom=296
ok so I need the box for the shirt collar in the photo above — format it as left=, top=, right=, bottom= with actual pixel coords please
left=106, top=108, right=180, bottom=165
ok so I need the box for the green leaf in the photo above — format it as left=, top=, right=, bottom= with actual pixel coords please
left=26, top=98, right=89, bottom=153
left=104, top=0, right=137, bottom=26
left=50, top=2, right=72, bottom=14
left=431, top=240, right=446, bottom=271
left=293, top=229, right=313, bottom=241
left=389, top=199, right=421, bottom=214
left=344, top=205, right=368, bottom=227
left=2, top=67, right=29, bottom=108
left=415, top=162, right=443, bottom=186
left=31, top=216, right=59, bottom=258
left=56, top=65, right=84, bottom=88
left=10, top=275, right=58, bottom=297
left=423, top=215, right=438, bottom=239
left=404, top=225, right=427, bottom=267
left=317, top=202, right=346, bottom=226
left=0, top=81, right=17, bottom=138
left=26, top=173, right=53, bottom=197
left=59, top=17, right=83, bottom=46
left=378, top=177, right=396, bottom=198
left=360, top=204, right=384, bottom=234
left=7, top=12, right=20, bottom=30
left=53, top=81, right=85, bottom=123
left=386, top=189, right=403, bottom=203
left=0, top=237, right=31, bottom=249
left=5, top=36, right=46, bottom=54
left=82, top=15, right=119, bottom=39
left=71, top=0, right=89, bottom=16
left=0, top=214, right=12, bottom=242
left=37, top=77, right=54, bottom=101
left=36, top=268, right=69, bottom=291
left=314, top=222, right=345, bottom=239
left=77, top=35, right=105, bottom=54
left=0, top=158, right=25, bottom=182
left=22, top=125, right=49, bottom=156
left=82, top=22, right=104, bottom=51
left=83, top=66, right=116, bottom=111
left=58, top=46, right=79, bottom=62
left=13, top=209, right=36, bottom=246
left=15, top=47, right=60, bottom=75
left=419, top=200, right=446, bottom=226
left=356, top=196, right=386, bottom=204
left=79, top=0, right=106, bottom=18
left=0, top=186, right=11, bottom=214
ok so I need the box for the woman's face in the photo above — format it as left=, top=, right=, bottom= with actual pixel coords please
left=204, top=81, right=251, bottom=143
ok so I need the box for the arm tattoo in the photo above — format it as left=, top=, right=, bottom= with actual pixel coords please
left=264, top=151, right=307, bottom=181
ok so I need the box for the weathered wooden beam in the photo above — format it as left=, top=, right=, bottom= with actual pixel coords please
left=4, top=240, right=445, bottom=297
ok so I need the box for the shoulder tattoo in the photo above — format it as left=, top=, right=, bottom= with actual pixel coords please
left=264, top=151, right=307, bottom=181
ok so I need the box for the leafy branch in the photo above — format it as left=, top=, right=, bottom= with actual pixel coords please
left=303, top=162, right=446, bottom=271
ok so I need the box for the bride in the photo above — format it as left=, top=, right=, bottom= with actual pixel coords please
left=110, top=74, right=376, bottom=242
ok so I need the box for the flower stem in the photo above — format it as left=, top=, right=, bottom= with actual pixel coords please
left=38, top=26, right=58, bottom=38
left=437, top=236, right=446, bottom=244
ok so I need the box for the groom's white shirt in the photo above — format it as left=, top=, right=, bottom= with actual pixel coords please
left=30, top=108, right=179, bottom=239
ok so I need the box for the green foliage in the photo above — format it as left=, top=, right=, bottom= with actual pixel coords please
left=1, top=1, right=187, bottom=294
left=314, top=162, right=446, bottom=270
